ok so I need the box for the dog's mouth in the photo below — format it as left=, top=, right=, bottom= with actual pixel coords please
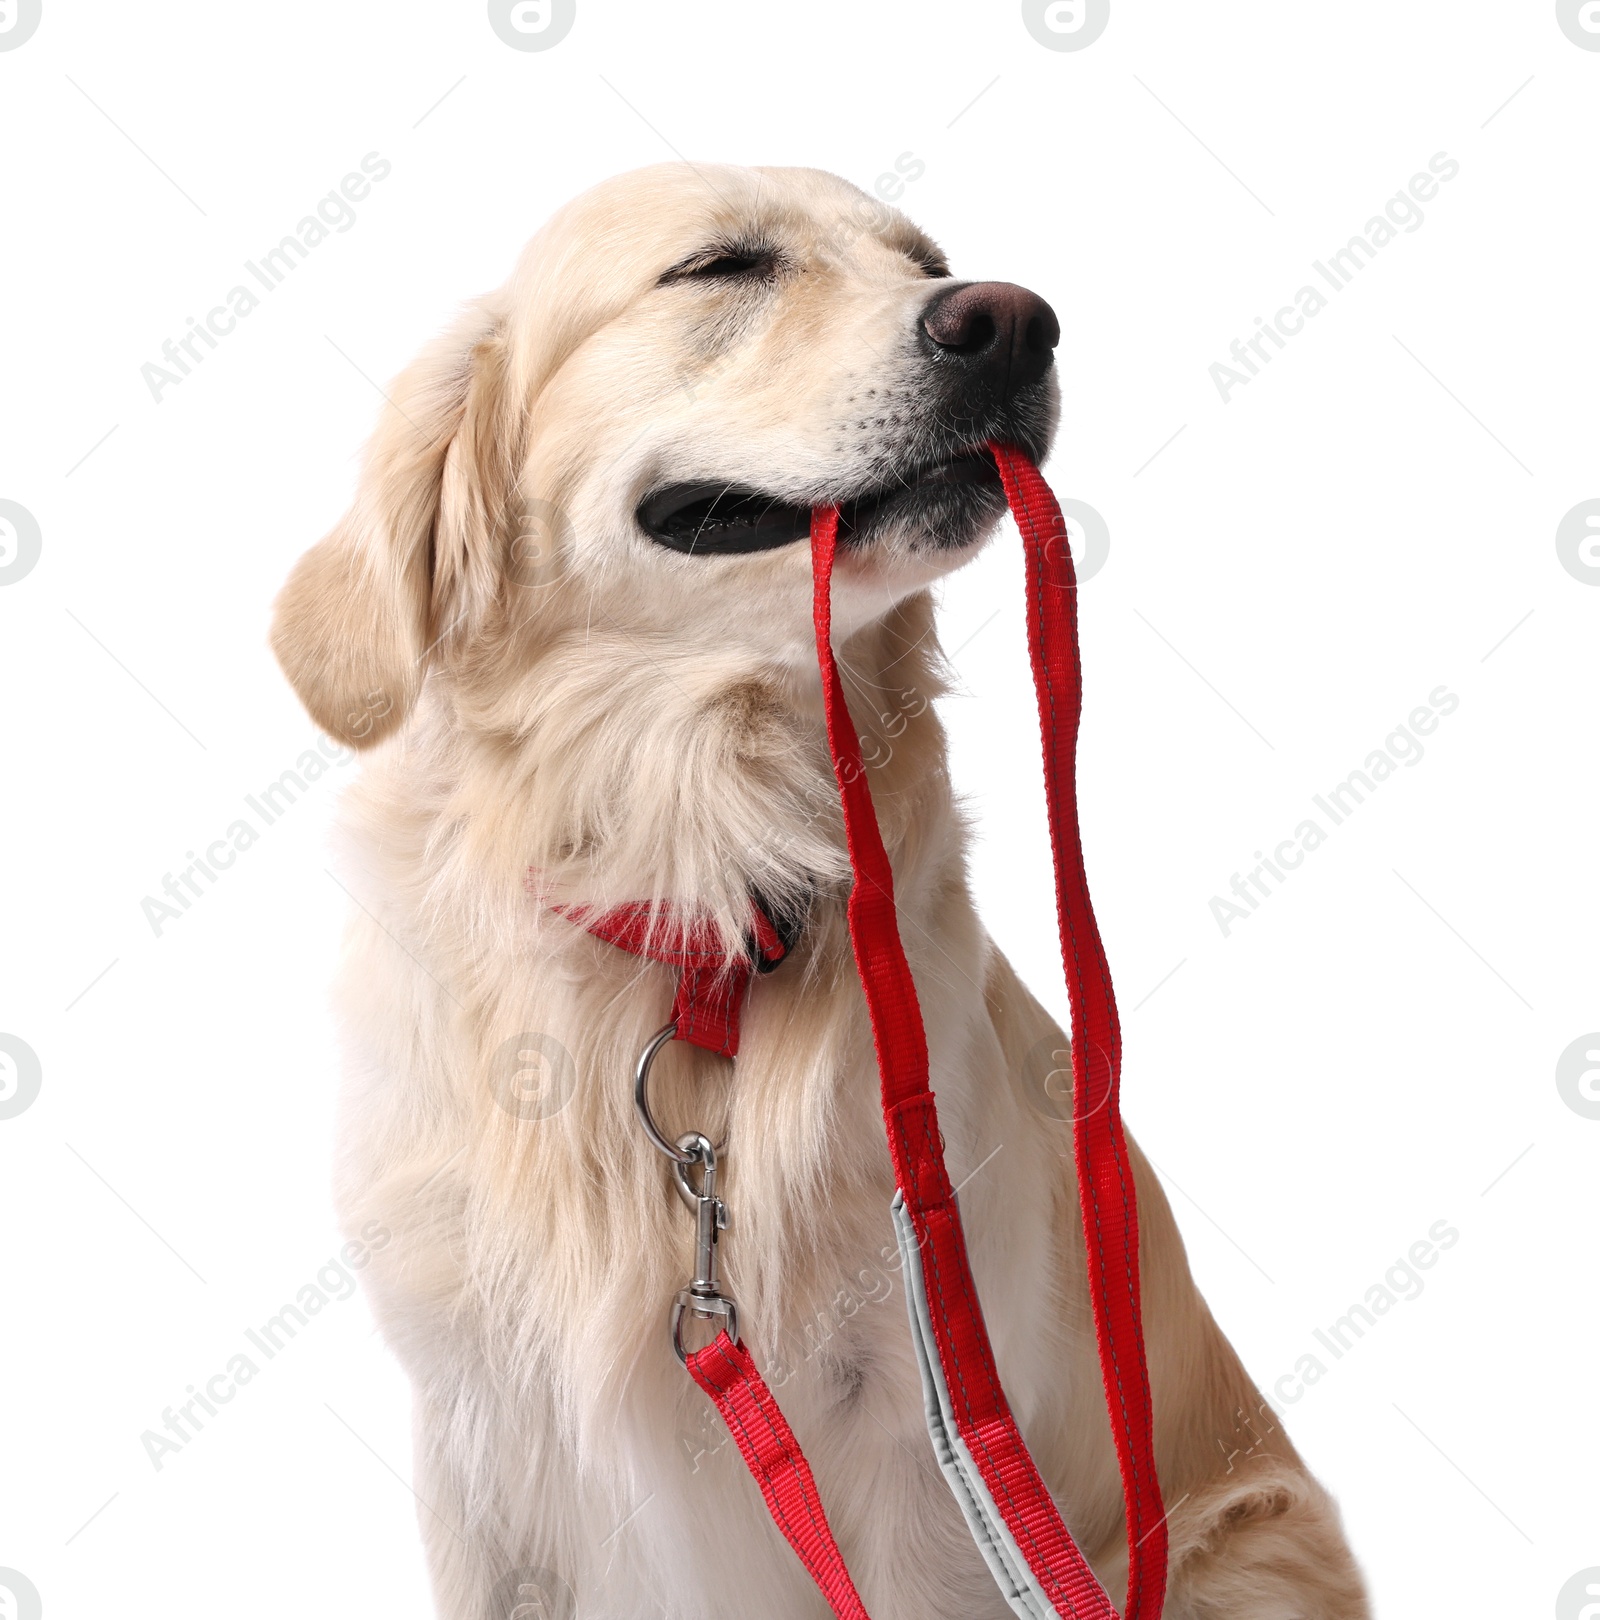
left=638, top=449, right=1004, bottom=556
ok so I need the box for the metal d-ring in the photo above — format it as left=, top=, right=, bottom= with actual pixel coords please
left=633, top=1021, right=697, bottom=1166
left=634, top=1020, right=741, bottom=1362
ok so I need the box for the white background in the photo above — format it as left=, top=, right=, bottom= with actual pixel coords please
left=1, top=3, right=1595, bottom=1616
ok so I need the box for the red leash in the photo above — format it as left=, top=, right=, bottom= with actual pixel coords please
left=991, top=443, right=1167, bottom=1616
left=565, top=449, right=1165, bottom=1618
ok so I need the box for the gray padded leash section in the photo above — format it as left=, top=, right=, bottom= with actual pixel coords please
left=891, top=1192, right=1058, bottom=1620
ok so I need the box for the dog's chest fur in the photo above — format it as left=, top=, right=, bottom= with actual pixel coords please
left=323, top=635, right=1091, bottom=1616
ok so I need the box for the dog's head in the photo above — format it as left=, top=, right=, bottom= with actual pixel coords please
left=272, top=163, right=1058, bottom=749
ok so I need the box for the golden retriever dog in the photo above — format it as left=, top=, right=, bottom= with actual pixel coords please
left=271, top=164, right=1368, bottom=1619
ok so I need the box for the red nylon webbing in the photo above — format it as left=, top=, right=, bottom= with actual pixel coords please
left=590, top=452, right=1166, bottom=1620
left=685, top=1333, right=872, bottom=1620
left=555, top=901, right=786, bottom=1055
left=807, top=495, right=1128, bottom=1619
left=990, top=443, right=1167, bottom=1619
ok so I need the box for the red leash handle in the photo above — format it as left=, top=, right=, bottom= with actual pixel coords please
left=810, top=494, right=1134, bottom=1619
left=991, top=443, right=1168, bottom=1619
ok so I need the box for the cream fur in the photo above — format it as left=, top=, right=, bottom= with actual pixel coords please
left=272, top=164, right=1368, bottom=1619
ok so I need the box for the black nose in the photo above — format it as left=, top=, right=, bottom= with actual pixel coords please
left=920, top=281, right=1060, bottom=395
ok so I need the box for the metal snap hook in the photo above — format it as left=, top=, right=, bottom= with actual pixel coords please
left=671, top=1132, right=718, bottom=1214
left=632, top=1023, right=741, bottom=1362
left=670, top=1129, right=736, bottom=1363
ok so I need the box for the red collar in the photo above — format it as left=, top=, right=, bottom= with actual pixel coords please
left=552, top=897, right=792, bottom=1057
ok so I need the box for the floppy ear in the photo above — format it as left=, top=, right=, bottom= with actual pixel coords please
left=271, top=301, right=520, bottom=748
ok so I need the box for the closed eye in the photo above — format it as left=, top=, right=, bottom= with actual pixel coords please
left=659, top=245, right=781, bottom=286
